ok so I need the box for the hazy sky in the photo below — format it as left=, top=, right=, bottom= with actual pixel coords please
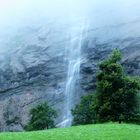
left=0, top=0, right=140, bottom=52
left=0, top=0, right=140, bottom=28
left=0, top=0, right=140, bottom=34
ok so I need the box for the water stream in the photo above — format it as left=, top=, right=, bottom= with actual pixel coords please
left=58, top=22, right=88, bottom=127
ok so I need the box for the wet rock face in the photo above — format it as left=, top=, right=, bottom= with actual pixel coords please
left=80, top=38, right=140, bottom=93
left=0, top=21, right=140, bottom=131
left=0, top=25, right=69, bottom=131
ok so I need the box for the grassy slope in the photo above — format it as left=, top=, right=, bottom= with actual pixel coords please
left=0, top=123, right=140, bottom=140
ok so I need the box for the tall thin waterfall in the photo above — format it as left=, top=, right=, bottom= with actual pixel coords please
left=59, top=22, right=88, bottom=127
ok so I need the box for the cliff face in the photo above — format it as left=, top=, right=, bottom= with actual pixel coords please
left=0, top=24, right=69, bottom=131
left=0, top=18, right=140, bottom=131
left=81, top=19, right=140, bottom=92
left=0, top=22, right=88, bottom=130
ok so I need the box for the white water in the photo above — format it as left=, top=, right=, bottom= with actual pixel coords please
left=57, top=21, right=88, bottom=127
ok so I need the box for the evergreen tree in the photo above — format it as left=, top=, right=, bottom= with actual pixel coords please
left=24, top=102, right=57, bottom=131
left=96, top=49, right=140, bottom=123
left=72, top=49, right=140, bottom=125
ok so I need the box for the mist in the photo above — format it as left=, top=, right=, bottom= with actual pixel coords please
left=0, top=0, right=140, bottom=27
left=0, top=0, right=140, bottom=52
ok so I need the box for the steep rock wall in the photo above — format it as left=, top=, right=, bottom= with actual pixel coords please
left=0, top=19, right=140, bottom=131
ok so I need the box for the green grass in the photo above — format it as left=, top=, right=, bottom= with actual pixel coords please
left=0, top=123, right=140, bottom=140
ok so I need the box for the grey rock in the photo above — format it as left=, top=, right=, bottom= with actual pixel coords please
left=0, top=19, right=140, bottom=131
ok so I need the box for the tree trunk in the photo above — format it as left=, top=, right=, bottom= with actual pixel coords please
left=46, top=125, right=48, bottom=129
left=119, top=120, right=121, bottom=124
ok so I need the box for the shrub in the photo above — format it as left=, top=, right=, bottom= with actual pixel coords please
left=71, top=93, right=96, bottom=125
left=24, top=102, right=57, bottom=131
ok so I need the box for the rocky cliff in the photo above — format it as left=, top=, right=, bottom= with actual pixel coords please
left=0, top=21, right=140, bottom=131
left=1, top=0, right=140, bottom=131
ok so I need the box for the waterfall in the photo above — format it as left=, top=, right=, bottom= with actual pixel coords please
left=57, top=21, right=88, bottom=127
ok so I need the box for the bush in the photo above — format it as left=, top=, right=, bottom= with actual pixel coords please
left=71, top=93, right=96, bottom=125
left=24, top=102, right=57, bottom=131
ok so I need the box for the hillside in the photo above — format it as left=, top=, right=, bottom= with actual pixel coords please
left=0, top=123, right=140, bottom=140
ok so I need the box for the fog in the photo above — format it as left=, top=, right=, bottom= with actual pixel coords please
left=0, top=0, right=140, bottom=28
left=0, top=0, right=140, bottom=51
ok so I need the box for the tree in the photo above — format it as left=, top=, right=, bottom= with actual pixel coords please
left=95, top=49, right=140, bottom=123
left=24, top=102, right=57, bottom=131
left=71, top=94, right=96, bottom=125
left=72, top=49, right=140, bottom=125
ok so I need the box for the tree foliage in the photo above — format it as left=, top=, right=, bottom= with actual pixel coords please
left=96, top=49, right=140, bottom=123
left=71, top=94, right=95, bottom=125
left=24, top=102, right=57, bottom=131
left=72, top=49, right=140, bottom=125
